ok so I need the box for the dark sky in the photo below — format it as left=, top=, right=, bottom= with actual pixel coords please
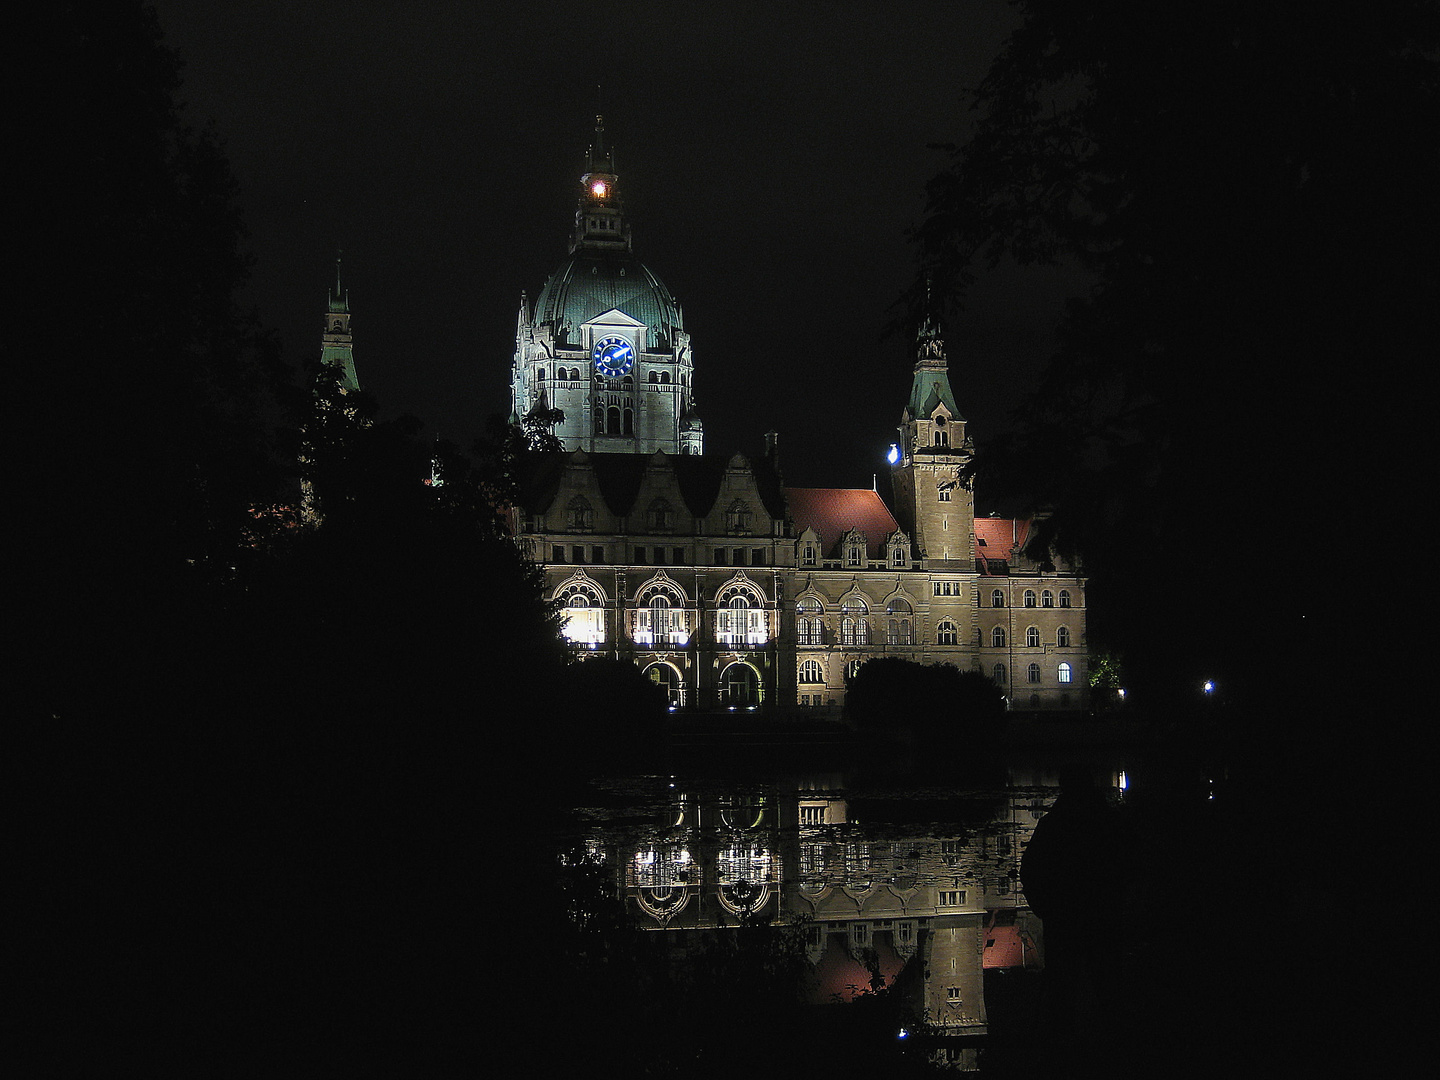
left=155, top=0, right=1081, bottom=489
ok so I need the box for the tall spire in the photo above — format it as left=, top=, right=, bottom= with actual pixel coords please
left=320, top=252, right=359, bottom=391
left=572, top=115, right=631, bottom=253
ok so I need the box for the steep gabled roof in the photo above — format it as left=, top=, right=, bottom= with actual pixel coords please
left=974, top=517, right=1031, bottom=575
left=784, top=488, right=899, bottom=559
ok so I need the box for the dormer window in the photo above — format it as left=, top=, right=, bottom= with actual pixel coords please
left=647, top=498, right=673, bottom=532
left=566, top=496, right=594, bottom=532
left=726, top=500, right=753, bottom=535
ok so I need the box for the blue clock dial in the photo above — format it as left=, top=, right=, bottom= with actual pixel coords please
left=592, top=334, right=635, bottom=376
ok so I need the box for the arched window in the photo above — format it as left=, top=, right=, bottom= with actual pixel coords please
left=1026, top=626, right=1041, bottom=648
left=623, top=407, right=634, bottom=436
left=797, top=597, right=824, bottom=645
left=719, top=663, right=760, bottom=707
left=537, top=368, right=546, bottom=380
left=885, top=597, right=913, bottom=645
left=798, top=659, right=824, bottom=684
left=841, top=597, right=869, bottom=646
left=991, top=626, right=1006, bottom=648
left=660, top=371, right=671, bottom=384
left=1041, top=590, right=1055, bottom=608
left=648, top=371, right=659, bottom=383
left=606, top=405, right=621, bottom=435
left=1024, top=590, right=1037, bottom=608
left=1058, top=662, right=1073, bottom=684
left=992, top=589, right=1005, bottom=608
left=716, top=589, right=766, bottom=645
left=645, top=663, right=685, bottom=707
left=992, top=663, right=1008, bottom=686
left=1028, top=663, right=1042, bottom=684
left=937, top=620, right=958, bottom=646
left=1057, top=626, right=1071, bottom=648
left=1059, top=590, right=1072, bottom=608
left=556, top=585, right=604, bottom=647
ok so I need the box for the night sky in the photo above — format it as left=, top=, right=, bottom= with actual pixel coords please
left=153, top=1, right=1082, bottom=489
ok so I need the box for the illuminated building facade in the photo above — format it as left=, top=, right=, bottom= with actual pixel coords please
left=505, top=120, right=1088, bottom=712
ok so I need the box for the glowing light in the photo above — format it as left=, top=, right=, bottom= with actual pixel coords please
left=1117, top=770, right=1128, bottom=791
left=887, top=443, right=900, bottom=465
left=897, top=1028, right=909, bottom=1040
left=1203, top=680, right=1215, bottom=694
left=591, top=181, right=607, bottom=197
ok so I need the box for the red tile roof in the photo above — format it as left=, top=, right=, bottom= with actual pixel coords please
left=974, top=517, right=1029, bottom=573
left=784, top=487, right=900, bottom=558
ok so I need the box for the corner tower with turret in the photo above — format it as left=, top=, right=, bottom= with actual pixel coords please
left=890, top=312, right=974, bottom=565
left=510, top=117, right=700, bottom=454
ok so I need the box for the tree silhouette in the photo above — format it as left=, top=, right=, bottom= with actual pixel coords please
left=914, top=2, right=1437, bottom=702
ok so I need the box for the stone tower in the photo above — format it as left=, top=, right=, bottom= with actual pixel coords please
left=510, top=117, right=701, bottom=454
left=890, top=312, right=974, bottom=565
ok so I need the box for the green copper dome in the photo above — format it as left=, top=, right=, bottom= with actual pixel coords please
left=533, top=250, right=682, bottom=351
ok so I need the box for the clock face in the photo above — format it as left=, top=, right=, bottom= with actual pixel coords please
left=592, top=334, right=635, bottom=376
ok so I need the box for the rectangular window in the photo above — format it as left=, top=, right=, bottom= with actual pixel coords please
left=938, top=889, right=966, bottom=907
left=799, top=805, right=826, bottom=826
left=673, top=547, right=686, bottom=565
left=571, top=545, right=585, bottom=564
left=591, top=545, right=605, bottom=564
left=634, top=546, right=648, bottom=564
left=733, top=548, right=747, bottom=566
left=552, top=545, right=565, bottom=563
left=752, top=548, right=766, bottom=566
left=714, top=548, right=727, bottom=565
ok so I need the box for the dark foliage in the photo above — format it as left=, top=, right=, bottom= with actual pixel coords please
left=846, top=658, right=1005, bottom=743
left=914, top=1, right=1438, bottom=706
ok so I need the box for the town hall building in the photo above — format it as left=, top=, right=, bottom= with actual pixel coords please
left=493, top=119, right=1088, bottom=715
left=323, top=119, right=1088, bottom=714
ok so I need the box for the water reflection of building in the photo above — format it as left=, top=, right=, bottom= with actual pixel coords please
left=503, top=119, right=1088, bottom=714
left=590, top=775, right=1055, bottom=1046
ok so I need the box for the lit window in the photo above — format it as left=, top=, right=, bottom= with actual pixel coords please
left=1058, top=662, right=1073, bottom=684
left=799, top=659, right=824, bottom=684
left=841, top=597, right=869, bottom=646
left=797, top=598, right=824, bottom=645
left=558, top=588, right=605, bottom=648
left=716, top=590, right=767, bottom=645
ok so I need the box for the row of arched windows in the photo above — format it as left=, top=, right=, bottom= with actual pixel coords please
left=644, top=660, right=760, bottom=708
left=987, top=626, right=1075, bottom=648
left=991, top=662, right=1074, bottom=687
left=987, top=588, right=1076, bottom=608
left=535, top=368, right=691, bottom=387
